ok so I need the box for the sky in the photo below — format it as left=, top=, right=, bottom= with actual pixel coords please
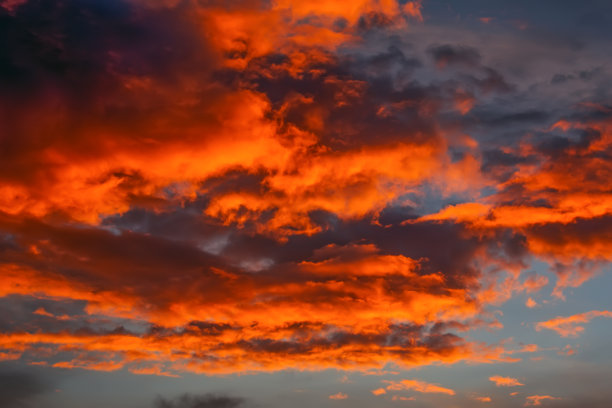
left=1, top=0, right=612, bottom=407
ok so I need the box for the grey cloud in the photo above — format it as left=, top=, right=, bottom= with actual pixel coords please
left=154, top=393, right=246, bottom=408
left=0, top=370, right=54, bottom=408
left=427, top=44, right=481, bottom=68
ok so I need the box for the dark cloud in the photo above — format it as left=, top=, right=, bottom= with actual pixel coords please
left=465, top=67, right=513, bottom=94
left=427, top=44, right=481, bottom=68
left=154, top=394, right=246, bottom=408
left=0, top=370, right=53, bottom=408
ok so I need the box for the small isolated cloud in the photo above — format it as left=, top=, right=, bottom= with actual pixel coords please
left=489, top=375, right=525, bottom=387
left=372, top=388, right=387, bottom=396
left=558, top=345, right=577, bottom=356
left=384, top=379, right=455, bottom=395
left=392, top=396, right=416, bottom=401
left=526, top=298, right=538, bottom=308
left=535, top=310, right=612, bottom=337
left=525, top=395, right=561, bottom=406
left=474, top=396, right=492, bottom=402
left=154, top=393, right=245, bottom=408
left=329, top=393, right=348, bottom=400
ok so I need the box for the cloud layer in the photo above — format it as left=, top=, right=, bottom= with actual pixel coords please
left=1, top=1, right=612, bottom=407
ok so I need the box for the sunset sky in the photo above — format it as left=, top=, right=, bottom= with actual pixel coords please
left=1, top=1, right=612, bottom=407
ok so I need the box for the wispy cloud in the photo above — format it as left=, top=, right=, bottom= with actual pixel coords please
left=536, top=311, right=612, bottom=337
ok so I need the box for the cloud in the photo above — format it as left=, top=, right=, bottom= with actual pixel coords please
left=383, top=379, right=455, bottom=395
left=0, top=370, right=54, bottom=408
left=535, top=310, right=612, bottom=337
left=154, top=393, right=245, bottom=408
left=525, top=395, right=562, bottom=406
left=0, top=211, right=518, bottom=374
left=427, top=44, right=482, bottom=68
left=391, top=395, right=415, bottom=401
left=489, top=375, right=525, bottom=387
left=0, top=0, right=612, bottom=400
left=328, top=392, right=348, bottom=400
left=414, top=108, right=612, bottom=296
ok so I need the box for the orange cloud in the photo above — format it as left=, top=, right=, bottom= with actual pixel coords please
left=329, top=392, right=348, bottom=400
left=384, top=379, right=455, bottom=395
left=489, top=375, right=525, bottom=387
left=3, top=0, right=611, bottom=387
left=0, top=223, right=519, bottom=374
left=414, top=115, right=612, bottom=296
left=0, top=0, right=440, bottom=239
left=372, top=388, right=387, bottom=396
left=0, top=319, right=517, bottom=375
left=391, top=396, right=416, bottom=401
left=525, top=395, right=561, bottom=406
left=535, top=310, right=612, bottom=337
left=403, top=1, right=423, bottom=22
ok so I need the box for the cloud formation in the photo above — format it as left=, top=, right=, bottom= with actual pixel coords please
left=0, top=5, right=611, bottom=408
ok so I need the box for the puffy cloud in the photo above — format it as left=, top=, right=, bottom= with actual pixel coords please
left=1, top=0, right=612, bottom=398
left=489, top=375, right=525, bottom=387
left=414, top=111, right=612, bottom=296
left=0, top=207, right=520, bottom=374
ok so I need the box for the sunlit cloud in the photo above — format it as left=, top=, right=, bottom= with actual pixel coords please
left=383, top=379, right=455, bottom=395
left=1, top=0, right=612, bottom=406
left=489, top=375, right=525, bottom=387
left=525, top=395, right=562, bottom=406
left=535, top=310, right=612, bottom=337
left=328, top=392, right=348, bottom=400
